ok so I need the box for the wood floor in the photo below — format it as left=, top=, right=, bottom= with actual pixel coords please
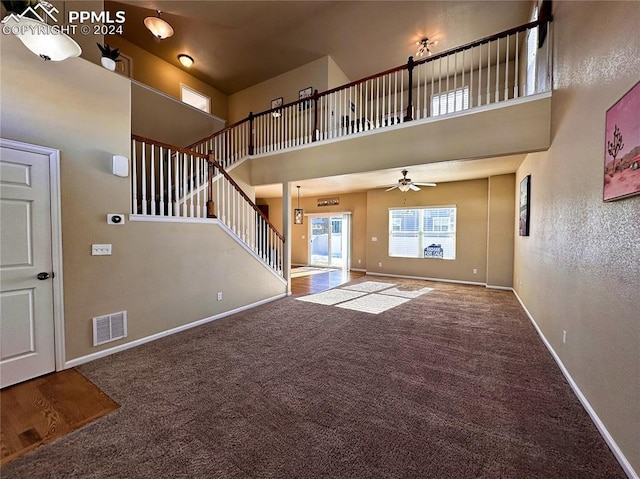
left=1, top=269, right=360, bottom=465
left=0, top=368, right=119, bottom=465
left=291, top=268, right=365, bottom=295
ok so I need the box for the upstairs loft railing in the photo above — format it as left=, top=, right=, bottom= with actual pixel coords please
left=187, top=18, right=552, bottom=168
left=131, top=135, right=285, bottom=276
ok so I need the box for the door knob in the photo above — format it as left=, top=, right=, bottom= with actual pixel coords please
left=37, top=272, right=51, bottom=280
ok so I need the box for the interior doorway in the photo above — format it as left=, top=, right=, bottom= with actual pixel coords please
left=308, top=213, right=350, bottom=269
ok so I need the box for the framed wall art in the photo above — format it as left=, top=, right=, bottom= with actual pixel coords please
left=299, top=86, right=313, bottom=111
left=519, top=175, right=531, bottom=236
left=271, top=97, right=283, bottom=118
left=603, top=81, right=640, bottom=201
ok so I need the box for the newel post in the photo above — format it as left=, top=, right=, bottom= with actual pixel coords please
left=248, top=111, right=255, bottom=155
left=206, top=152, right=216, bottom=218
left=405, top=56, right=415, bottom=122
left=312, top=89, right=319, bottom=142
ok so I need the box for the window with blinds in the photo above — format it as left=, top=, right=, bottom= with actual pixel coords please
left=431, top=87, right=469, bottom=117
left=389, top=207, right=457, bottom=259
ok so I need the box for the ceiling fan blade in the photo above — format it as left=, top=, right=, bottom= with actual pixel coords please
left=409, top=184, right=421, bottom=191
left=385, top=185, right=399, bottom=192
left=414, top=182, right=437, bottom=187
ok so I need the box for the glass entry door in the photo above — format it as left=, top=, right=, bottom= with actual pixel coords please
left=309, top=214, right=349, bottom=268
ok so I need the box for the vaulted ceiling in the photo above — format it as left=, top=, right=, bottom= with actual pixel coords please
left=106, top=1, right=535, bottom=197
left=106, top=1, right=532, bottom=95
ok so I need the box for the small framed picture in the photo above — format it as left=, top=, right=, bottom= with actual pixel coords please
left=299, top=86, right=313, bottom=111
left=271, top=97, right=283, bottom=118
left=519, top=175, right=531, bottom=236
left=603, top=81, right=640, bottom=201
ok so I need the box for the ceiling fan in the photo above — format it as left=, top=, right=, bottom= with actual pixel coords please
left=385, top=170, right=436, bottom=192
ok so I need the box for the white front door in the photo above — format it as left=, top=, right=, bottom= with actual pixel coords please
left=0, top=143, right=57, bottom=388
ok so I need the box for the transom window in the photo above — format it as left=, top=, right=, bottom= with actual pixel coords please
left=180, top=84, right=211, bottom=113
left=389, top=207, right=457, bottom=259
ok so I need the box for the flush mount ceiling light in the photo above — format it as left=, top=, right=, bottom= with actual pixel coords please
left=178, top=54, right=194, bottom=67
left=2, top=0, right=82, bottom=61
left=144, top=10, right=174, bottom=40
left=415, top=38, right=438, bottom=57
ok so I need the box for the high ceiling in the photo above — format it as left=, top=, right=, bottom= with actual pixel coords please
left=107, top=1, right=532, bottom=95
left=106, top=1, right=533, bottom=197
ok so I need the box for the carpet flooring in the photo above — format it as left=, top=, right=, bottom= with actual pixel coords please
left=1, top=278, right=625, bottom=478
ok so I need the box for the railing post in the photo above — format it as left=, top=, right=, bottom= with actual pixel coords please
left=312, top=89, right=319, bottom=142
left=405, top=56, right=414, bottom=122
left=248, top=111, right=254, bottom=155
left=207, top=153, right=215, bottom=218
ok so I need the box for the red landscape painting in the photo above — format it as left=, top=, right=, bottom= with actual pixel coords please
left=604, top=81, right=640, bottom=201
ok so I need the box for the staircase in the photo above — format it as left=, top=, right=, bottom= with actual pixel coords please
left=129, top=18, right=551, bottom=279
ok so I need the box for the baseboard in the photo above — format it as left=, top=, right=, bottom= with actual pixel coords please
left=350, top=268, right=367, bottom=272
left=64, top=293, right=287, bottom=369
left=512, top=290, right=638, bottom=479
left=366, top=271, right=486, bottom=287
left=486, top=285, right=513, bottom=290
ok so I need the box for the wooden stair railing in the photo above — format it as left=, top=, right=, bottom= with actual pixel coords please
left=185, top=18, right=552, bottom=169
left=207, top=154, right=284, bottom=275
left=131, top=134, right=284, bottom=276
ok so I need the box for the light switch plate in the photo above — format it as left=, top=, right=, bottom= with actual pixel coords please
left=92, top=244, right=112, bottom=255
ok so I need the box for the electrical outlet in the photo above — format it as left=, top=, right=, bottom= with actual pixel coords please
left=358, top=259, right=361, bottom=264
left=562, top=330, right=567, bottom=344
left=378, top=262, right=382, bottom=267
left=371, top=237, right=378, bottom=242
left=217, top=292, right=223, bottom=301
left=473, top=268, right=478, bottom=274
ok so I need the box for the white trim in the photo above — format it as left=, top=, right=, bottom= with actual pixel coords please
left=216, top=221, right=287, bottom=285
left=366, top=271, right=486, bottom=287
left=486, top=285, right=513, bottom=291
left=350, top=268, right=367, bottom=272
left=64, top=293, right=287, bottom=369
left=512, top=290, right=638, bottom=479
left=129, top=214, right=219, bottom=224
left=304, top=211, right=352, bottom=218
left=0, top=138, right=66, bottom=372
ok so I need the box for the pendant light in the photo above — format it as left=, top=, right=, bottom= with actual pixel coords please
left=294, top=186, right=303, bottom=225
left=144, top=10, right=174, bottom=41
left=2, top=1, right=82, bottom=61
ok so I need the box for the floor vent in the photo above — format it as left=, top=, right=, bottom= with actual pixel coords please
left=92, top=311, right=127, bottom=346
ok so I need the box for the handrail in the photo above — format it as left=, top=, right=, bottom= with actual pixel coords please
left=132, top=134, right=208, bottom=159
left=413, top=17, right=552, bottom=68
left=208, top=154, right=285, bottom=242
left=187, top=17, right=553, bottom=151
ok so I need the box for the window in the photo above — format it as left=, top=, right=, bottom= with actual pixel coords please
left=431, top=87, right=469, bottom=117
left=389, top=207, right=457, bottom=260
left=180, top=84, right=210, bottom=113
left=526, top=4, right=539, bottom=96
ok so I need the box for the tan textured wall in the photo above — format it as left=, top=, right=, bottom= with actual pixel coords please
left=1, top=36, right=285, bottom=362
left=107, top=36, right=228, bottom=120
left=487, top=174, right=515, bottom=287
left=366, top=179, right=489, bottom=283
left=228, top=56, right=331, bottom=124
left=327, top=56, right=351, bottom=89
left=131, top=83, right=225, bottom=147
left=514, top=2, right=640, bottom=473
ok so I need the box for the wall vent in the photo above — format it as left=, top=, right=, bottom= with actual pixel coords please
left=93, top=311, right=127, bottom=346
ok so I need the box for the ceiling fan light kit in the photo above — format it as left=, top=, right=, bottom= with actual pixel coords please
left=385, top=170, right=436, bottom=192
